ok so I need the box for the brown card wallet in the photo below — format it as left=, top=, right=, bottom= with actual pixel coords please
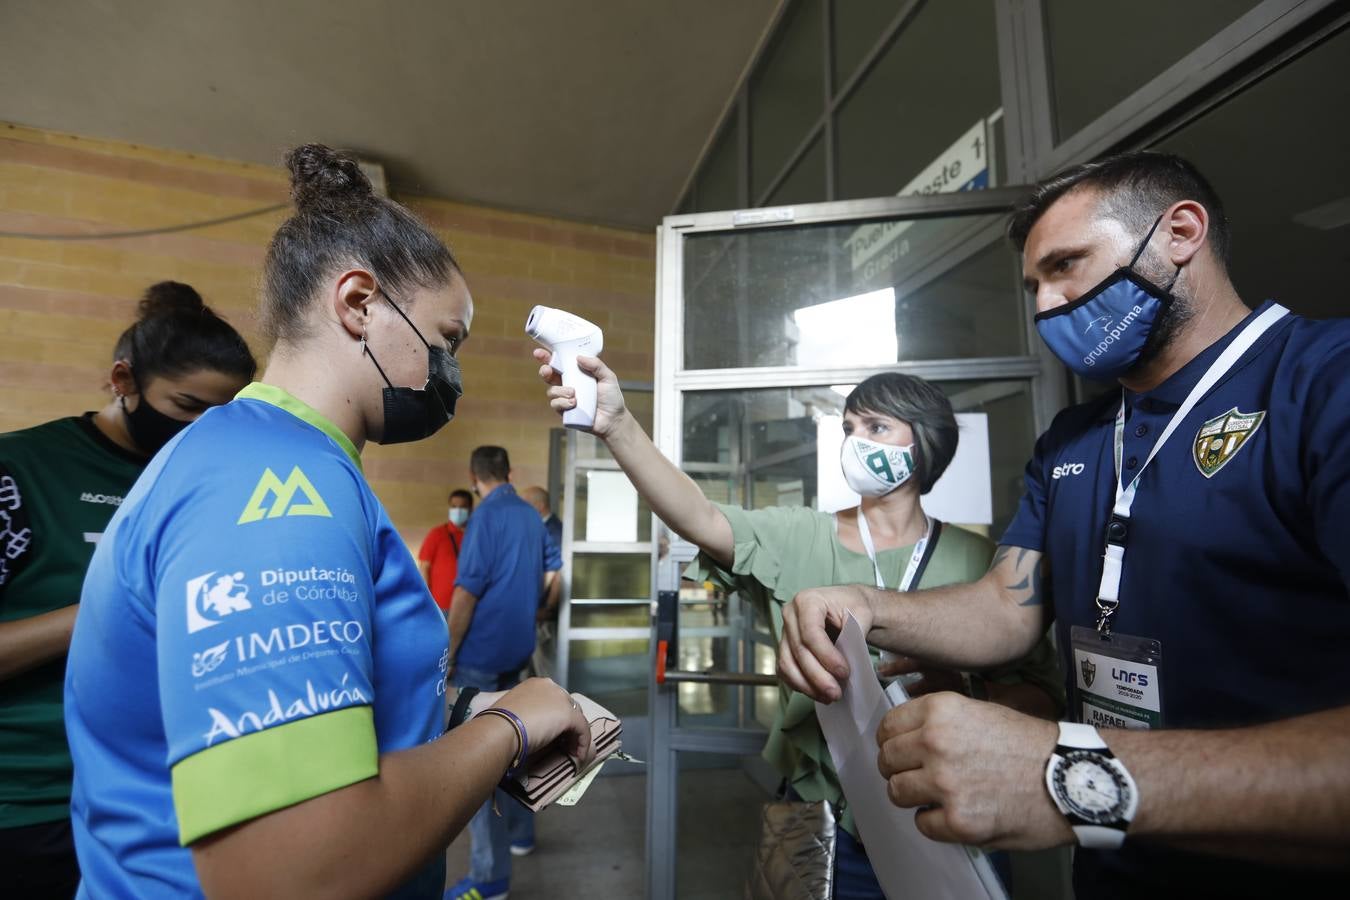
left=500, top=692, right=621, bottom=812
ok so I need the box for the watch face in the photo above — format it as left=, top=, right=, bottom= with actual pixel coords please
left=1053, top=751, right=1131, bottom=824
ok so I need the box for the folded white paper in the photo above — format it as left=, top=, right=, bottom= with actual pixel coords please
left=814, top=613, right=1007, bottom=900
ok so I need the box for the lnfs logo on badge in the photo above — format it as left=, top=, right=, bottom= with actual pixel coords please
left=237, top=466, right=332, bottom=524
left=1081, top=657, right=1097, bottom=688
left=186, top=571, right=252, bottom=633
left=1193, top=407, right=1266, bottom=479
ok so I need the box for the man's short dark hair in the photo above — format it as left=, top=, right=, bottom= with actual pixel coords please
left=1007, top=151, right=1230, bottom=267
left=470, top=446, right=510, bottom=483
left=449, top=488, right=474, bottom=509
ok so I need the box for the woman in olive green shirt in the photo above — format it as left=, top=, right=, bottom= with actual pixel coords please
left=535, top=353, right=1062, bottom=899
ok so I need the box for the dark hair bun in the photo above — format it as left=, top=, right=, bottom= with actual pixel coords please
left=139, top=281, right=206, bottom=319
left=285, top=143, right=372, bottom=211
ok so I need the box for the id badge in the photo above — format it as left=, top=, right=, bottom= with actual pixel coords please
left=1070, top=625, right=1163, bottom=729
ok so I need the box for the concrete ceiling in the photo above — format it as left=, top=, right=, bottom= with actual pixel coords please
left=0, top=0, right=780, bottom=230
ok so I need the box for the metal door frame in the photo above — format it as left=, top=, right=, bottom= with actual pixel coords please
left=646, top=186, right=1054, bottom=900
left=554, top=384, right=657, bottom=693
left=650, top=3, right=1349, bottom=896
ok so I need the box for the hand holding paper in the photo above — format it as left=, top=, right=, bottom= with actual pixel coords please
left=814, top=613, right=1008, bottom=900
left=778, top=583, right=877, bottom=702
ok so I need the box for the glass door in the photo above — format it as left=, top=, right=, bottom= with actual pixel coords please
left=647, top=186, right=1064, bottom=899
left=554, top=389, right=654, bottom=762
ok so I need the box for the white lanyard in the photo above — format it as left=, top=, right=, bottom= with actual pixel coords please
left=1094, top=303, right=1288, bottom=632
left=856, top=507, right=935, bottom=592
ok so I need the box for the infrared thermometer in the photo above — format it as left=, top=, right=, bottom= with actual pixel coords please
left=525, top=306, right=604, bottom=430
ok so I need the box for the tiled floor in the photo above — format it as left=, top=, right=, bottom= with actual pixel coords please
left=445, top=768, right=770, bottom=899
left=442, top=765, right=1071, bottom=900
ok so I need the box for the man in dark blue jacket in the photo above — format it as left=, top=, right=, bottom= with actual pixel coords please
left=778, top=151, right=1350, bottom=899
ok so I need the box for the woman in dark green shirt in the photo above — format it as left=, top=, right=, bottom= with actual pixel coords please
left=0, top=281, right=256, bottom=898
left=536, top=352, right=1063, bottom=899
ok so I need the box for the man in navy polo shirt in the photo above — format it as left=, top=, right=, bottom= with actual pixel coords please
left=447, top=446, right=561, bottom=900
left=778, top=152, right=1349, bottom=897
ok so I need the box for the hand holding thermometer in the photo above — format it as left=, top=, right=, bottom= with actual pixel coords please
left=525, top=306, right=604, bottom=430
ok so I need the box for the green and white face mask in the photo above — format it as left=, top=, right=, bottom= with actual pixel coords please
left=840, top=436, right=916, bottom=497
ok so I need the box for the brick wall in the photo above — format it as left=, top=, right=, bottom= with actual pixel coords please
left=0, top=123, right=655, bottom=545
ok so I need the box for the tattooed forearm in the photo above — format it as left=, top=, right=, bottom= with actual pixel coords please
left=991, top=545, right=1045, bottom=607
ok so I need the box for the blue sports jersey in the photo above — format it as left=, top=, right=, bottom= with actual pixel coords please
left=65, top=383, right=449, bottom=898
left=1002, top=301, right=1350, bottom=898
left=452, top=484, right=559, bottom=673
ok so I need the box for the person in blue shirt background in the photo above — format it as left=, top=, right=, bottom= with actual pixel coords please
left=774, top=151, right=1350, bottom=898
left=448, top=446, right=562, bottom=896
left=522, top=485, right=564, bottom=550
left=521, top=485, right=564, bottom=622
left=64, top=144, right=591, bottom=900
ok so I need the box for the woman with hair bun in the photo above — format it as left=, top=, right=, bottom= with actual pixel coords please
left=64, top=144, right=592, bottom=900
left=0, top=281, right=255, bottom=898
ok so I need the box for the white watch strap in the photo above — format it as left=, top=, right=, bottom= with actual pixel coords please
left=1058, top=721, right=1108, bottom=750
left=1047, top=723, right=1140, bottom=849
left=1074, top=824, right=1126, bottom=849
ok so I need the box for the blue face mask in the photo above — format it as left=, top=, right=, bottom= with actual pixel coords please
left=1034, top=215, right=1180, bottom=380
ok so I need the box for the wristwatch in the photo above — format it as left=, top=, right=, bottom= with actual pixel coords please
left=1044, top=722, right=1139, bottom=849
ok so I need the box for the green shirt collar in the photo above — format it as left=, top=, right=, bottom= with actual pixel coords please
left=235, top=382, right=362, bottom=471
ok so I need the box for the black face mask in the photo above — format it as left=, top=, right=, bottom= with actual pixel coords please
left=363, top=293, right=463, bottom=445
left=120, top=389, right=190, bottom=456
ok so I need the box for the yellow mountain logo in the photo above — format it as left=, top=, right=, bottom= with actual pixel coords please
left=237, top=466, right=332, bottom=524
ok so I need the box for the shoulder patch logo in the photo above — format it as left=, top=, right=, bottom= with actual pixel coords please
left=186, top=571, right=251, bottom=633
left=237, top=466, right=332, bottom=524
left=1193, top=407, right=1266, bottom=479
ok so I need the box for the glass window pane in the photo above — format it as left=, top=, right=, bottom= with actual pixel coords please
left=570, top=603, right=647, bottom=630
left=566, top=552, right=649, bottom=717
left=835, top=0, right=1000, bottom=201
left=694, top=118, right=740, bottom=213
left=764, top=132, right=826, bottom=207
left=753, top=643, right=778, bottom=729
left=570, top=390, right=653, bottom=461
left=671, top=588, right=768, bottom=728
left=684, top=385, right=813, bottom=511
left=572, top=470, right=653, bottom=543
left=566, top=650, right=648, bottom=718
left=571, top=553, right=648, bottom=600
left=832, top=0, right=904, bottom=89
left=749, top=0, right=825, bottom=201
left=682, top=391, right=739, bottom=465
left=672, top=630, right=734, bottom=723
left=937, top=379, right=1037, bottom=537
left=1047, top=0, right=1262, bottom=139
left=689, top=471, right=739, bottom=506
left=682, top=215, right=1025, bottom=370
left=1153, top=27, right=1350, bottom=323
left=682, top=380, right=1035, bottom=535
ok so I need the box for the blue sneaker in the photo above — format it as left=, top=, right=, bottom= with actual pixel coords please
left=509, top=841, right=535, bottom=857
left=444, top=875, right=509, bottom=900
